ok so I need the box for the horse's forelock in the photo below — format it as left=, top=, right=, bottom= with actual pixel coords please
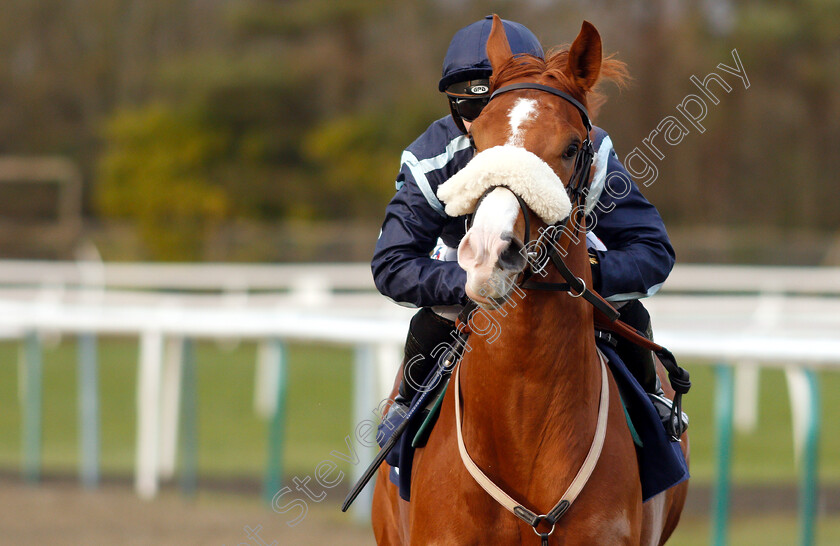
left=489, top=46, right=629, bottom=118
left=489, top=53, right=551, bottom=93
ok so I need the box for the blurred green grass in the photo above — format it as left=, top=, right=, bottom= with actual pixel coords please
left=0, top=338, right=356, bottom=478
left=670, top=513, right=840, bottom=545
left=1, top=338, right=839, bottom=485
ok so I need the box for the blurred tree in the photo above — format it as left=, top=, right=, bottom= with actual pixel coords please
left=92, top=0, right=447, bottom=258
left=1, top=0, right=838, bottom=261
left=733, top=0, right=840, bottom=230
left=302, top=95, right=439, bottom=219
left=97, top=103, right=229, bottom=260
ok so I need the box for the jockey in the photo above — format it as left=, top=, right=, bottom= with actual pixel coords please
left=371, top=16, right=686, bottom=432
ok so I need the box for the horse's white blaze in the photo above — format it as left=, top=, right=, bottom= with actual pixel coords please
left=506, top=98, right=537, bottom=147
left=470, top=187, right=520, bottom=246
left=458, top=187, right=522, bottom=304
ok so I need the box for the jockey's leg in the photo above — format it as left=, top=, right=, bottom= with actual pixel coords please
left=386, top=307, right=457, bottom=418
left=615, top=300, right=657, bottom=392
left=616, top=300, right=689, bottom=433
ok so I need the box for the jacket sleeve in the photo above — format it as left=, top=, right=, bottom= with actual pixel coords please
left=371, top=164, right=467, bottom=308
left=589, top=144, right=675, bottom=302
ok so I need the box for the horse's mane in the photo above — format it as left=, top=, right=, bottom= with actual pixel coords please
left=489, top=46, right=629, bottom=119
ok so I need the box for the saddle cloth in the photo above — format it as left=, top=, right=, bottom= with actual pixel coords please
left=378, top=340, right=689, bottom=502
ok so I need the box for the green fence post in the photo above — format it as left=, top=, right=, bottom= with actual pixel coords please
left=77, top=333, right=100, bottom=488
left=263, top=339, right=288, bottom=505
left=22, top=331, right=42, bottom=483
left=179, top=338, right=198, bottom=497
left=799, top=368, right=820, bottom=546
left=712, top=364, right=734, bottom=546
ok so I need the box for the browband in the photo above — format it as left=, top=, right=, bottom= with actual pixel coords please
left=490, top=83, right=591, bottom=131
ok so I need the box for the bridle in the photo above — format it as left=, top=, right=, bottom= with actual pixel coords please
left=491, top=82, right=594, bottom=202
left=464, top=83, right=691, bottom=439
left=456, top=82, right=614, bottom=543
left=456, top=82, right=691, bottom=543
left=468, top=82, right=620, bottom=322
left=474, top=83, right=689, bottom=405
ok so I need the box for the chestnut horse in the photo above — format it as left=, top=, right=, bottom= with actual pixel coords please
left=372, top=16, right=688, bottom=545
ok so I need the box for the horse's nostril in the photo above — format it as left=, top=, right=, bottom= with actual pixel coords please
left=498, top=237, right=526, bottom=271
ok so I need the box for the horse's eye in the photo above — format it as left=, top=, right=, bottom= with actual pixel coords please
left=563, top=144, right=579, bottom=160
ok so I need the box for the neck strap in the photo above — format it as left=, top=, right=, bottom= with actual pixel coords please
left=454, top=348, right=610, bottom=536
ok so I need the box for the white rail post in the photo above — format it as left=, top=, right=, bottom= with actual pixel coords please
left=255, top=339, right=282, bottom=418
left=136, top=330, right=164, bottom=499
left=159, top=336, right=185, bottom=480
left=733, top=361, right=759, bottom=433
left=376, top=343, right=403, bottom=400
left=351, top=344, right=378, bottom=525
left=785, top=366, right=821, bottom=545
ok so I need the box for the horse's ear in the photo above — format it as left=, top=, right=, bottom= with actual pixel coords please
left=565, top=21, right=602, bottom=93
left=487, top=14, right=513, bottom=74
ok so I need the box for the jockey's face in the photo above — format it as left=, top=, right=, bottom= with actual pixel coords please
left=463, top=120, right=472, bottom=133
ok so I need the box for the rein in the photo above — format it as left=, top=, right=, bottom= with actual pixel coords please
left=488, top=83, right=689, bottom=432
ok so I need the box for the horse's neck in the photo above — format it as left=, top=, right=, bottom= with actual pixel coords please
left=458, top=245, right=601, bottom=482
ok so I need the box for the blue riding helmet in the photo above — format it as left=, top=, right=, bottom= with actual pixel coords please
left=438, top=15, right=544, bottom=92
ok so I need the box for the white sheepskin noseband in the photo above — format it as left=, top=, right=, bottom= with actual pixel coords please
left=437, top=145, right=572, bottom=224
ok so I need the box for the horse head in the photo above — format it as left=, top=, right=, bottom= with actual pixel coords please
left=437, top=15, right=625, bottom=309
